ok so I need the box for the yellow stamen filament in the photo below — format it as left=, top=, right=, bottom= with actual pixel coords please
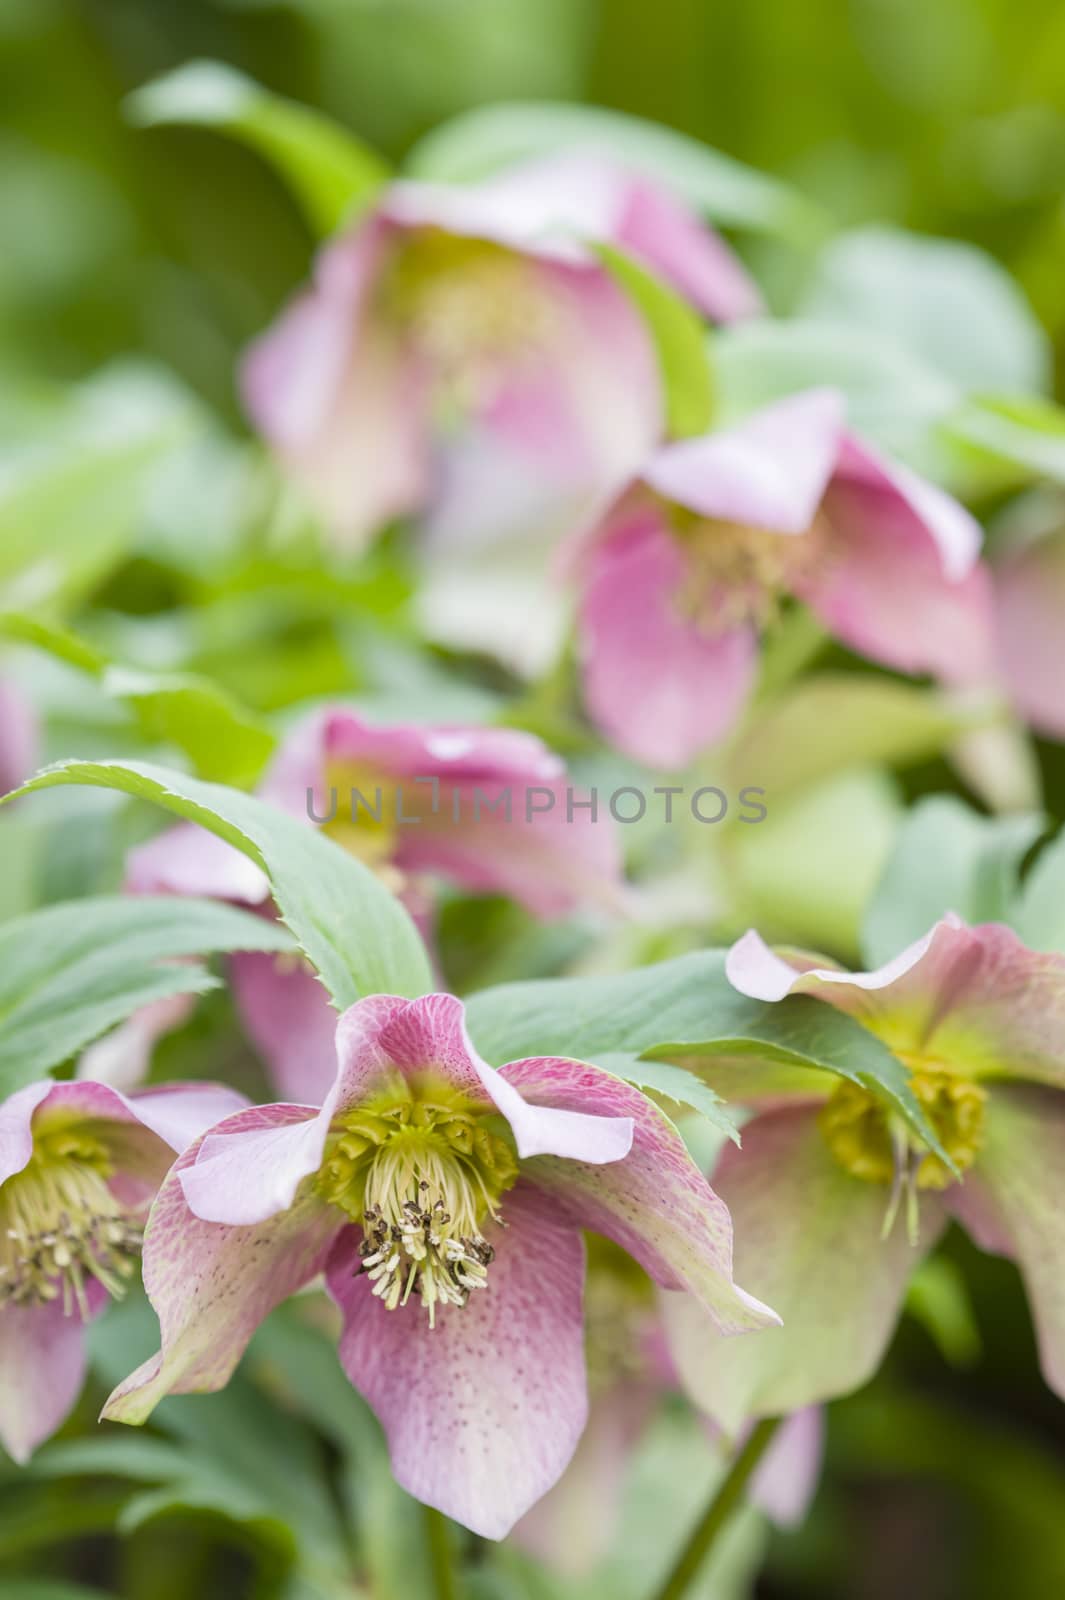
left=0, top=1127, right=143, bottom=1319
left=316, top=1074, right=519, bottom=1327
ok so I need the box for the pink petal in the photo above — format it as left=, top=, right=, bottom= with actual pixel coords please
left=0, top=1081, right=54, bottom=1185
left=334, top=993, right=635, bottom=1165
left=750, top=1406, right=825, bottom=1528
left=125, top=822, right=269, bottom=905
left=802, top=440, right=995, bottom=684
left=947, top=1082, right=1065, bottom=1400
left=0, top=678, right=39, bottom=795
left=578, top=504, right=758, bottom=767
left=511, top=1374, right=660, bottom=1575
left=242, top=220, right=430, bottom=549
left=230, top=949, right=340, bottom=1104
left=0, top=1290, right=105, bottom=1462
left=727, top=918, right=1065, bottom=1085
left=642, top=389, right=844, bottom=531
left=663, top=1107, right=941, bottom=1431
left=77, top=992, right=197, bottom=1092
left=179, top=1102, right=329, bottom=1227
left=325, top=1181, right=588, bottom=1539
left=501, top=1056, right=776, bottom=1333
left=397, top=776, right=624, bottom=918
left=103, top=1107, right=340, bottom=1425
left=616, top=175, right=764, bottom=323
left=993, top=528, right=1065, bottom=739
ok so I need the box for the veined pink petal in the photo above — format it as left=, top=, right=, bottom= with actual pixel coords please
left=947, top=1082, right=1065, bottom=1400
left=663, top=1107, right=940, bottom=1431
left=125, top=822, right=269, bottom=905
left=103, top=1108, right=340, bottom=1425
left=994, top=528, right=1065, bottom=739
left=0, top=1285, right=107, bottom=1463
left=501, top=1056, right=776, bottom=1333
left=616, top=176, right=763, bottom=322
left=230, top=950, right=340, bottom=1104
left=0, top=1081, right=55, bottom=1185
left=334, top=994, right=635, bottom=1165
left=578, top=505, right=758, bottom=768
left=727, top=918, right=1065, bottom=1085
left=802, top=442, right=994, bottom=684
left=325, top=1182, right=588, bottom=1540
left=179, top=1102, right=329, bottom=1227
left=642, top=389, right=844, bottom=531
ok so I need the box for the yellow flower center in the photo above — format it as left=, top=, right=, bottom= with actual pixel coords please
left=316, top=1073, right=519, bottom=1326
left=320, top=758, right=400, bottom=876
left=0, top=1123, right=143, bottom=1317
left=672, top=507, right=827, bottom=633
left=819, top=1068, right=987, bottom=1196
left=380, top=229, right=555, bottom=415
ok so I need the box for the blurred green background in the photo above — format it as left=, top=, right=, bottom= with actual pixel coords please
left=4, top=3, right=1065, bottom=1598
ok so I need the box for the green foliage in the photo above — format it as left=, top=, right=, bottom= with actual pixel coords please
left=598, top=245, right=716, bottom=437
left=3, top=761, right=434, bottom=1008
left=0, top=896, right=293, bottom=1093
left=127, top=61, right=389, bottom=238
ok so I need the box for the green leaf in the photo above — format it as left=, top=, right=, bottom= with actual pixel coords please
left=1013, top=827, right=1065, bottom=954
left=593, top=1051, right=739, bottom=1141
left=598, top=245, right=714, bottom=437
left=942, top=394, right=1065, bottom=487
left=405, top=100, right=819, bottom=239
left=2, top=760, right=434, bottom=1008
left=127, top=61, right=388, bottom=237
left=102, top=667, right=276, bottom=787
left=863, top=797, right=1043, bottom=967
left=799, top=226, right=1052, bottom=395
left=465, top=950, right=952, bottom=1164
left=0, top=895, right=294, bottom=1091
left=0, top=613, right=276, bottom=786
left=0, top=368, right=197, bottom=612
left=714, top=317, right=958, bottom=463
left=724, top=673, right=985, bottom=799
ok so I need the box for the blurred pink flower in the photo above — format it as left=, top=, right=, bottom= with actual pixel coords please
left=243, top=155, right=759, bottom=555
left=102, top=992, right=776, bottom=1538
left=666, top=915, right=1065, bottom=1430
left=573, top=388, right=995, bottom=768
left=126, top=709, right=624, bottom=1101
left=992, top=515, right=1065, bottom=740
left=0, top=1076, right=245, bottom=1462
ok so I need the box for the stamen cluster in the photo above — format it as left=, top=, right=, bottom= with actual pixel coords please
left=0, top=1126, right=143, bottom=1319
left=317, top=1074, right=519, bottom=1327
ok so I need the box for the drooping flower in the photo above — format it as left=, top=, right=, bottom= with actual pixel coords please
left=514, top=1236, right=822, bottom=1575
left=0, top=1076, right=246, bottom=1462
left=102, top=992, right=777, bottom=1538
left=664, top=915, right=1065, bottom=1431
left=572, top=388, right=994, bottom=768
left=125, top=710, right=624, bottom=1100
left=243, top=155, right=759, bottom=560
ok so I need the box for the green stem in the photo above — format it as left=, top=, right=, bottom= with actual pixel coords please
left=423, top=1504, right=459, bottom=1600
left=651, top=1416, right=783, bottom=1600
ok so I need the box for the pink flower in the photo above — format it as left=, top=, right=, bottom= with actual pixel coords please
left=102, top=992, right=777, bottom=1538
left=573, top=388, right=995, bottom=768
left=243, top=155, right=759, bottom=556
left=0, top=1077, right=246, bottom=1462
left=665, top=916, right=1065, bottom=1430
left=126, top=710, right=624, bottom=1101
left=514, top=1239, right=822, bottom=1575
